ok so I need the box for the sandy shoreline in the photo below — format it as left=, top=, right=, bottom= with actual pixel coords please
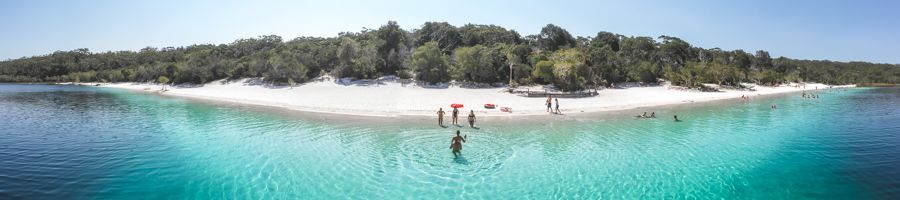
left=85, top=78, right=853, bottom=118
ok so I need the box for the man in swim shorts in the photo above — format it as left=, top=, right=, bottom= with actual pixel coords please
left=436, top=108, right=445, bottom=126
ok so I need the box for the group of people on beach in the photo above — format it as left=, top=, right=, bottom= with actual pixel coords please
left=436, top=107, right=477, bottom=128
left=546, top=95, right=561, bottom=114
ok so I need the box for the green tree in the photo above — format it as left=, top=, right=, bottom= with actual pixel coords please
left=411, top=42, right=451, bottom=83
left=459, top=24, right=521, bottom=46
left=415, top=22, right=461, bottom=53
left=376, top=21, right=409, bottom=74
left=550, top=49, right=588, bottom=90
left=157, top=76, right=169, bottom=84
left=532, top=60, right=555, bottom=84
left=335, top=37, right=377, bottom=79
left=451, top=45, right=507, bottom=83
left=536, top=24, right=576, bottom=52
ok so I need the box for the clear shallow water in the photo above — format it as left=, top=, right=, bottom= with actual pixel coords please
left=1, top=84, right=898, bottom=199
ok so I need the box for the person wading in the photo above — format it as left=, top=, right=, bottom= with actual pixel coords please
left=450, top=130, right=466, bottom=158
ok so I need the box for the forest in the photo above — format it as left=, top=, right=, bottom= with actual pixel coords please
left=1, top=21, right=898, bottom=91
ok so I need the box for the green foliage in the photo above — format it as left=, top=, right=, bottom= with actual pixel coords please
left=412, top=42, right=451, bottom=83
left=591, top=32, right=620, bottom=52
left=550, top=49, right=588, bottom=91
left=157, top=76, right=169, bottom=84
left=502, top=44, right=533, bottom=84
left=451, top=45, right=507, bottom=83
left=532, top=60, right=555, bottom=84
left=334, top=37, right=378, bottom=79
left=628, top=61, right=659, bottom=83
left=415, top=22, right=461, bottom=53
left=459, top=24, right=521, bottom=46
left=537, top=24, right=576, bottom=52
left=0, top=22, right=896, bottom=88
left=376, top=21, right=411, bottom=74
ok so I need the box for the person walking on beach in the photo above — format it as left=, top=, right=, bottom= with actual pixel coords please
left=436, top=108, right=446, bottom=126
left=554, top=98, right=561, bottom=114
left=546, top=95, right=553, bottom=112
left=467, top=110, right=476, bottom=128
left=452, top=107, right=460, bottom=125
left=450, top=130, right=466, bottom=158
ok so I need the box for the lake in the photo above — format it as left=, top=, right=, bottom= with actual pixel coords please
left=1, top=84, right=898, bottom=199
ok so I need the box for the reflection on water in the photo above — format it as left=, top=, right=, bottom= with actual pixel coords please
left=0, top=84, right=898, bottom=199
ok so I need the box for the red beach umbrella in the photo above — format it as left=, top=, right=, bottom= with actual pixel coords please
left=451, top=104, right=464, bottom=108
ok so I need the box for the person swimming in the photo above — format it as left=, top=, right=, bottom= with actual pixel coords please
left=450, top=130, right=466, bottom=158
left=467, top=110, right=476, bottom=128
left=673, top=115, right=681, bottom=122
left=436, top=108, right=445, bottom=126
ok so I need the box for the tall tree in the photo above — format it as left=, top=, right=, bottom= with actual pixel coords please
left=536, top=24, right=576, bottom=52
left=411, top=42, right=451, bottom=83
left=376, top=21, right=410, bottom=75
left=414, top=22, right=461, bottom=53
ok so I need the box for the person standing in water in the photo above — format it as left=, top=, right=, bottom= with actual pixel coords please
left=450, top=130, right=466, bottom=158
left=554, top=98, right=561, bottom=114
left=546, top=95, right=553, bottom=112
left=452, top=107, right=459, bottom=125
left=467, top=110, right=476, bottom=128
left=436, top=108, right=446, bottom=126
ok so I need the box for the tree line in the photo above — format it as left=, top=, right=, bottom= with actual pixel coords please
left=1, top=21, right=898, bottom=90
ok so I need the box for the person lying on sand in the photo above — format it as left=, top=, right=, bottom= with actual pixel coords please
left=450, top=130, right=466, bottom=158
left=468, top=110, right=476, bottom=128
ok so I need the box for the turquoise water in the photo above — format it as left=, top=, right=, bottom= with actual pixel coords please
left=1, top=84, right=899, bottom=199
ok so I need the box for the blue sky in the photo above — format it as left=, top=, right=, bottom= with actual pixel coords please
left=1, top=0, right=898, bottom=63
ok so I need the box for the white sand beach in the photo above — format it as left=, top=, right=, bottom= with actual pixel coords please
left=96, top=78, right=853, bottom=117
